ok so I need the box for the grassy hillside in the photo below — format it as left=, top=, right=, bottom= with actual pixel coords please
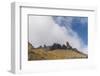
left=28, top=42, right=88, bottom=61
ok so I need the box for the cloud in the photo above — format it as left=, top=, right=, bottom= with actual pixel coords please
left=29, top=16, right=87, bottom=54
left=53, top=16, right=88, bottom=26
left=53, top=16, right=88, bottom=46
left=53, top=16, right=73, bottom=27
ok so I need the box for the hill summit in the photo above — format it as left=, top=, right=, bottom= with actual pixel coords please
left=28, top=42, right=88, bottom=61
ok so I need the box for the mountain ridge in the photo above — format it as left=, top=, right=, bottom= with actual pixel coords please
left=28, top=42, right=88, bottom=60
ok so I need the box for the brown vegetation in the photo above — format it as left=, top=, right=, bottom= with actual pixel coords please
left=28, top=42, right=88, bottom=61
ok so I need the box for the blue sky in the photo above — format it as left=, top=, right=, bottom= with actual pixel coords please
left=29, top=15, right=88, bottom=53
left=52, top=16, right=88, bottom=47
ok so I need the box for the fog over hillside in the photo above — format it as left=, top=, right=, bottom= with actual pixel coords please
left=29, top=16, right=88, bottom=54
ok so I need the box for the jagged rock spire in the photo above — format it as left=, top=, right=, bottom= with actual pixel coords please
left=66, top=42, right=72, bottom=49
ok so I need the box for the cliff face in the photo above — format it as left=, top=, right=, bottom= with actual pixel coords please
left=28, top=42, right=88, bottom=61
left=28, top=42, right=33, bottom=52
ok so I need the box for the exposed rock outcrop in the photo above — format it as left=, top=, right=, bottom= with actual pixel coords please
left=28, top=42, right=88, bottom=60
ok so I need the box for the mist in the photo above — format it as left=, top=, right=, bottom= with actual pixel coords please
left=29, top=16, right=87, bottom=54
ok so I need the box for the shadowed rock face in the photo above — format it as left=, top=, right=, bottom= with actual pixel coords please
left=28, top=42, right=88, bottom=61
left=66, top=42, right=72, bottom=49
left=28, top=42, right=33, bottom=52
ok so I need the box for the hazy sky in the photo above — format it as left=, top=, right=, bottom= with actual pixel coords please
left=53, top=16, right=88, bottom=46
left=28, top=15, right=88, bottom=54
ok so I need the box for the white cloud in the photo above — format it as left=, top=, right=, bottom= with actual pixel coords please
left=53, top=16, right=73, bottom=27
left=29, top=16, right=87, bottom=54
